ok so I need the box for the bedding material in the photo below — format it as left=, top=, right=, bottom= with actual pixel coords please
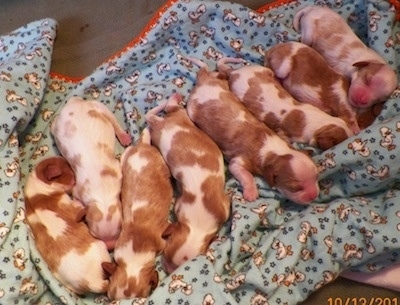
left=0, top=0, right=400, bottom=304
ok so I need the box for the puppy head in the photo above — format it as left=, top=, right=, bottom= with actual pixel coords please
left=103, top=259, right=159, bottom=300
left=350, top=61, right=398, bottom=107
left=161, top=221, right=212, bottom=274
left=78, top=202, right=122, bottom=250
left=314, top=124, right=350, bottom=150
left=263, top=152, right=319, bottom=205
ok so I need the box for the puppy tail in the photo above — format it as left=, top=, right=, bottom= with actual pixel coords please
left=293, top=6, right=312, bottom=33
left=186, top=56, right=209, bottom=70
left=140, top=127, right=151, bottom=145
left=217, top=57, right=246, bottom=75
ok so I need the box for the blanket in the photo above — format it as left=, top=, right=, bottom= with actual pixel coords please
left=1, top=0, right=399, bottom=304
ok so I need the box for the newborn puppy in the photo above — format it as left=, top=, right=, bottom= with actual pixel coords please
left=293, top=5, right=398, bottom=108
left=218, top=57, right=354, bottom=150
left=186, top=57, right=319, bottom=204
left=145, top=93, right=230, bottom=274
left=51, top=96, right=132, bottom=249
left=24, top=156, right=111, bottom=295
left=103, top=128, right=173, bottom=300
left=265, top=41, right=360, bottom=133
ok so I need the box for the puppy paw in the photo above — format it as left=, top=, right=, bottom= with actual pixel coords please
left=117, top=131, right=132, bottom=146
left=242, top=187, right=259, bottom=202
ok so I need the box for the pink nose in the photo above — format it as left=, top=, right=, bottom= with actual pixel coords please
left=299, top=187, right=319, bottom=204
left=104, top=239, right=117, bottom=250
left=350, top=91, right=370, bottom=107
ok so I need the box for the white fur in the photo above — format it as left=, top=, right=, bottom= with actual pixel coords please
left=219, top=61, right=354, bottom=148
left=186, top=59, right=319, bottom=204
left=30, top=210, right=67, bottom=239
left=51, top=96, right=131, bottom=248
left=293, top=5, right=398, bottom=107
left=24, top=157, right=111, bottom=295
left=146, top=93, right=230, bottom=273
left=57, top=242, right=111, bottom=293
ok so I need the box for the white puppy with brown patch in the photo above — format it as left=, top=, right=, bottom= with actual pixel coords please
left=51, top=96, right=132, bottom=249
left=218, top=57, right=354, bottom=150
left=265, top=41, right=360, bottom=133
left=24, top=156, right=111, bottom=295
left=103, top=128, right=173, bottom=300
left=293, top=5, right=398, bottom=108
left=186, top=57, right=319, bottom=204
left=145, top=93, right=230, bottom=274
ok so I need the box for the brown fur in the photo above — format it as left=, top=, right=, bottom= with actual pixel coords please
left=146, top=94, right=230, bottom=273
left=105, top=131, right=173, bottom=300
left=314, top=124, right=348, bottom=151
left=265, top=42, right=358, bottom=132
left=24, top=156, right=111, bottom=295
left=187, top=62, right=319, bottom=204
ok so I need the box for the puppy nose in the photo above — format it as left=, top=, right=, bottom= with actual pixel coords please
left=104, top=239, right=117, bottom=250
left=300, top=187, right=319, bottom=204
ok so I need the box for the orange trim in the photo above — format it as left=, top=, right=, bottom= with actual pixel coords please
left=49, top=71, right=83, bottom=83
left=49, top=0, right=179, bottom=82
left=49, top=0, right=400, bottom=81
left=57, top=0, right=400, bottom=81
left=256, top=0, right=296, bottom=13
left=388, top=0, right=400, bottom=21
left=103, top=0, right=179, bottom=65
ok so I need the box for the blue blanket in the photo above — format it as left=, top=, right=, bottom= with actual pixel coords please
left=1, top=0, right=399, bottom=304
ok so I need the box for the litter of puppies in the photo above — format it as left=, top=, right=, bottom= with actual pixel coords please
left=24, top=5, right=398, bottom=301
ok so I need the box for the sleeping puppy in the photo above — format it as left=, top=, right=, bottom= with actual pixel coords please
left=217, top=57, right=354, bottom=150
left=293, top=5, right=398, bottom=108
left=145, top=93, right=230, bottom=274
left=24, top=156, right=111, bottom=295
left=186, top=57, right=319, bottom=204
left=51, top=96, right=132, bottom=249
left=102, top=128, right=173, bottom=300
left=265, top=41, right=360, bottom=134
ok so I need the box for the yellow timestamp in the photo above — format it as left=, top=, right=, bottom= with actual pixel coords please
left=328, top=298, right=399, bottom=305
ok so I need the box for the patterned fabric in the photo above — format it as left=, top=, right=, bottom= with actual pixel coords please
left=0, top=0, right=399, bottom=304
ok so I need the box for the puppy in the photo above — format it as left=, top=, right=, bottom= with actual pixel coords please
left=102, top=128, right=173, bottom=300
left=293, top=5, right=398, bottom=108
left=186, top=57, right=319, bottom=204
left=24, top=156, right=111, bottom=295
left=218, top=57, right=354, bottom=150
left=265, top=41, right=360, bottom=133
left=145, top=93, right=230, bottom=274
left=51, top=96, right=132, bottom=249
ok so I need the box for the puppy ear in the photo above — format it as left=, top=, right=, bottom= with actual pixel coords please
left=102, top=261, right=117, bottom=278
left=44, top=163, right=63, bottom=181
left=149, top=270, right=159, bottom=291
left=75, top=207, right=88, bottom=222
left=353, top=61, right=370, bottom=68
left=215, top=71, right=228, bottom=80
left=315, top=125, right=346, bottom=151
left=262, top=166, right=277, bottom=188
left=161, top=223, right=179, bottom=239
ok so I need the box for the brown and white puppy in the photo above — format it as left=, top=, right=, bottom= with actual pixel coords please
left=265, top=41, right=360, bottom=133
left=24, top=156, right=111, bottom=295
left=145, top=93, right=230, bottom=274
left=51, top=96, right=132, bottom=249
left=293, top=5, right=398, bottom=108
left=218, top=57, right=354, bottom=150
left=103, top=128, right=173, bottom=300
left=186, top=57, right=319, bottom=204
